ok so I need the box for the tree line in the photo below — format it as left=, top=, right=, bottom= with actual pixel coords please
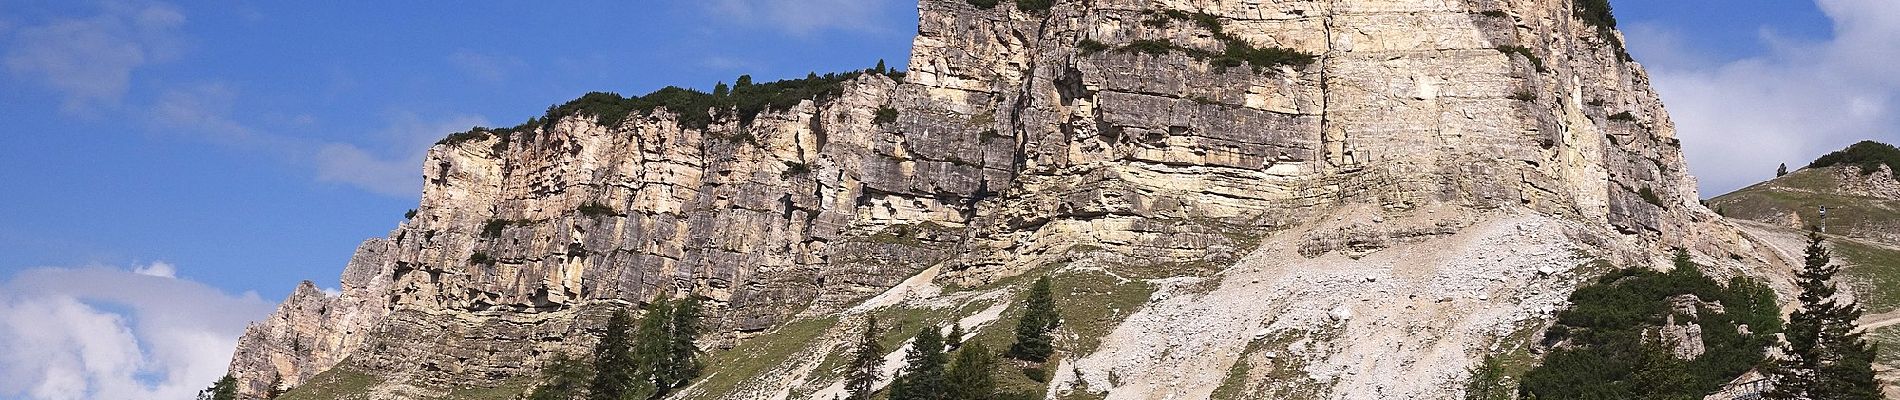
left=1492, top=229, right=1881, bottom=400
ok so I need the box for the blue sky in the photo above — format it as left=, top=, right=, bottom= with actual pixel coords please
left=1, top=1, right=1896, bottom=398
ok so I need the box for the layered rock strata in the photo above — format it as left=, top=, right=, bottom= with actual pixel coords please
left=228, top=0, right=1785, bottom=398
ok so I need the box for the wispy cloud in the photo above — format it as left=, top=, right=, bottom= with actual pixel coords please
left=1630, top=0, right=1900, bottom=195
left=2, top=0, right=183, bottom=112
left=703, top=0, right=891, bottom=35
left=0, top=264, right=273, bottom=400
left=312, top=113, right=488, bottom=198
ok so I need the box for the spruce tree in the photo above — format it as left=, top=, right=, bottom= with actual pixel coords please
left=1765, top=229, right=1881, bottom=400
left=945, top=343, right=998, bottom=400
left=875, top=59, right=888, bottom=74
left=529, top=354, right=594, bottom=400
left=590, top=309, right=639, bottom=400
left=891, top=326, right=948, bottom=400
left=712, top=82, right=730, bottom=97
left=660, top=297, right=703, bottom=395
left=195, top=375, right=237, bottom=400
left=1009, top=276, right=1060, bottom=362
left=846, top=316, right=885, bottom=400
left=629, top=298, right=673, bottom=399
left=946, top=323, right=964, bottom=349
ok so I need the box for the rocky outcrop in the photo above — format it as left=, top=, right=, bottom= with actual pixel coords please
left=228, top=0, right=1787, bottom=398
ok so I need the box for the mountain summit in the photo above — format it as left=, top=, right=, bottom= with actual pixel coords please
left=227, top=1, right=1797, bottom=398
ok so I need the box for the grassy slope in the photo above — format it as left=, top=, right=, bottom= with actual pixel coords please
left=1709, top=167, right=1900, bottom=313
left=1710, top=165, right=1900, bottom=379
left=1708, top=168, right=1900, bottom=239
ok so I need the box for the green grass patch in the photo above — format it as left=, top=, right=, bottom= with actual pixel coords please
left=278, top=363, right=382, bottom=400
left=441, top=378, right=533, bottom=400
left=1833, top=240, right=1900, bottom=314
left=1869, top=325, right=1900, bottom=367
left=693, top=317, right=840, bottom=399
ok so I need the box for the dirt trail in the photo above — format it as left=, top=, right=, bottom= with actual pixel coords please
left=1858, top=310, right=1900, bottom=332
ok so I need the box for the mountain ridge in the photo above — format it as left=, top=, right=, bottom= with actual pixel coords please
left=228, top=1, right=1800, bottom=398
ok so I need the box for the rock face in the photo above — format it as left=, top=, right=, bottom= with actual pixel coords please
left=228, top=0, right=1786, bottom=398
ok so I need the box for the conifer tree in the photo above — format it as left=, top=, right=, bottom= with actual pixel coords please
left=660, top=297, right=703, bottom=395
left=945, top=343, right=998, bottom=400
left=946, top=322, right=964, bottom=349
left=712, top=82, right=730, bottom=97
left=736, top=75, right=754, bottom=88
left=1778, top=163, right=1789, bottom=177
left=629, top=297, right=673, bottom=399
left=846, top=316, right=885, bottom=400
left=529, top=354, right=594, bottom=400
left=1765, top=229, right=1881, bottom=400
left=891, top=326, right=948, bottom=400
left=590, top=309, right=639, bottom=400
left=195, top=375, right=237, bottom=400
left=1009, top=276, right=1060, bottom=362
left=875, top=59, right=888, bottom=74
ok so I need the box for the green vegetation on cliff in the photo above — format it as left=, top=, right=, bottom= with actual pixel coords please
left=1519, top=252, right=1780, bottom=399
left=440, top=63, right=903, bottom=147
left=1809, top=140, right=1900, bottom=176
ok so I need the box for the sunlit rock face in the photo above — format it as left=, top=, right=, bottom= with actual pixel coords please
left=227, top=0, right=1779, bottom=398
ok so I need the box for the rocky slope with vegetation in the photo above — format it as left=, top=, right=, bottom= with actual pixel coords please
left=227, top=0, right=1812, bottom=399
left=1709, top=140, right=1900, bottom=396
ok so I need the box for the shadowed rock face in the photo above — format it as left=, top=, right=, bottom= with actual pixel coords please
left=227, top=0, right=1754, bottom=398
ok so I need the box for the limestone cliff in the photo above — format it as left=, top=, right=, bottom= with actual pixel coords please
left=229, top=0, right=1795, bottom=399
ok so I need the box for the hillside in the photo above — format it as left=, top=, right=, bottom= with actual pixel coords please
left=1708, top=141, right=1900, bottom=396
left=228, top=1, right=1801, bottom=399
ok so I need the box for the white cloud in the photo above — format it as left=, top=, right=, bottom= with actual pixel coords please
left=313, top=113, right=488, bottom=198
left=704, top=0, right=889, bottom=35
left=0, top=266, right=273, bottom=400
left=2, top=0, right=184, bottom=112
left=1630, top=0, right=1900, bottom=196
left=131, top=261, right=175, bottom=278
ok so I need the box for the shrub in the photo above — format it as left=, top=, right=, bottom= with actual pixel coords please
left=1574, top=0, right=1617, bottom=29
left=1808, top=140, right=1900, bottom=176
left=404, top=209, right=418, bottom=219
left=966, top=0, right=1000, bottom=8
left=1509, top=89, right=1538, bottom=101
left=578, top=202, right=618, bottom=217
left=1118, top=39, right=1178, bottom=56
left=1076, top=38, right=1111, bottom=56
left=1638, top=186, right=1663, bottom=207
left=1495, top=45, right=1546, bottom=72
left=781, top=161, right=812, bottom=177
left=438, top=128, right=494, bottom=146
left=469, top=251, right=494, bottom=265
left=874, top=106, right=899, bottom=125
left=1521, top=258, right=1781, bottom=399
left=1015, top=0, right=1054, bottom=12
left=1480, top=10, right=1508, bottom=18
left=1608, top=111, right=1637, bottom=121
left=481, top=219, right=529, bottom=238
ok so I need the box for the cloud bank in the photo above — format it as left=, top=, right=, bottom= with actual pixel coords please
left=2, top=0, right=182, bottom=112
left=0, top=264, right=273, bottom=400
left=1630, top=0, right=1900, bottom=195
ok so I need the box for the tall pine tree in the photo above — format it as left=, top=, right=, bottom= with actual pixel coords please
left=590, top=309, right=640, bottom=400
left=945, top=343, right=999, bottom=400
left=1765, top=229, right=1881, bottom=400
left=660, top=296, right=704, bottom=394
left=846, top=316, right=884, bottom=400
left=890, top=326, right=948, bottom=400
left=1009, top=276, right=1060, bottom=362
left=528, top=353, right=594, bottom=400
